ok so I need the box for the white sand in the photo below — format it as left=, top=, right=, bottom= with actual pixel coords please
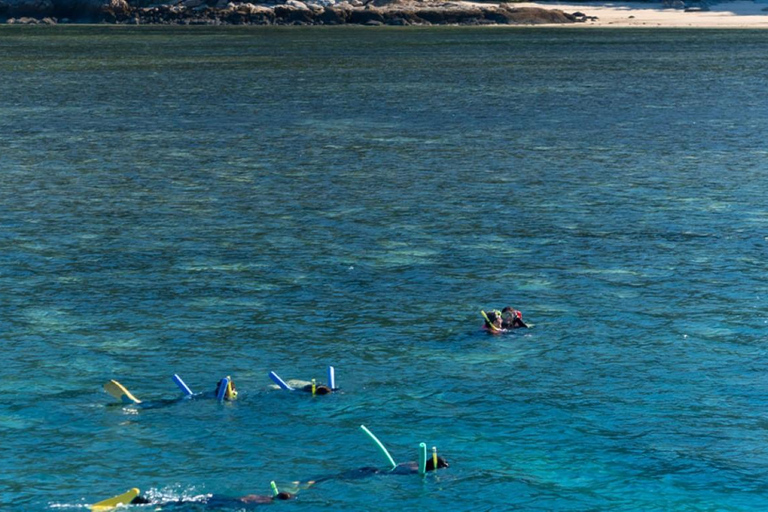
left=516, top=0, right=768, bottom=27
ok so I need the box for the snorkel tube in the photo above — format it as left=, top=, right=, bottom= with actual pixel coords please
left=418, top=442, right=427, bottom=476
left=328, top=366, right=336, bottom=390
left=481, top=310, right=501, bottom=332
left=360, top=425, right=398, bottom=470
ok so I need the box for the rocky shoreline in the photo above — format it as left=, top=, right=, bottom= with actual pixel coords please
left=1, top=0, right=594, bottom=25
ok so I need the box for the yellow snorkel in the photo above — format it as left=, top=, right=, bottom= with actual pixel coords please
left=480, top=310, right=501, bottom=332
left=311, top=378, right=316, bottom=396
left=432, top=446, right=438, bottom=470
left=225, top=376, right=237, bottom=400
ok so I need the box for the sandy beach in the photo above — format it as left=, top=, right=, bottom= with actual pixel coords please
left=516, top=0, right=768, bottom=27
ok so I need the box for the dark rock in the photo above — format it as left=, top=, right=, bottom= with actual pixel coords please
left=274, top=4, right=314, bottom=21
left=347, top=5, right=381, bottom=23
left=2, top=0, right=583, bottom=25
left=384, top=15, right=406, bottom=24
left=317, top=6, right=347, bottom=23
left=502, top=6, right=574, bottom=24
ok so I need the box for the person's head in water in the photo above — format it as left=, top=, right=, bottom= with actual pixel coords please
left=501, top=306, right=520, bottom=319
left=426, top=455, right=449, bottom=471
left=501, top=306, right=527, bottom=328
left=302, top=383, right=332, bottom=395
left=484, top=310, right=502, bottom=330
left=215, top=378, right=238, bottom=400
left=389, top=455, right=450, bottom=475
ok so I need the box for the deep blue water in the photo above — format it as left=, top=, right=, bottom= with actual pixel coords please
left=2, top=26, right=768, bottom=511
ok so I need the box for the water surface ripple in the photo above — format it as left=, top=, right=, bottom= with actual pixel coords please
left=1, top=27, right=768, bottom=511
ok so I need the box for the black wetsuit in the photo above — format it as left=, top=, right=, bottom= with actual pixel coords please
left=131, top=494, right=274, bottom=509
left=307, top=459, right=448, bottom=485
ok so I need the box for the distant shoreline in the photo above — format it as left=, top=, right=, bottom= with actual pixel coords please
left=3, top=0, right=768, bottom=26
left=0, top=1, right=586, bottom=26
left=518, top=0, right=768, bottom=27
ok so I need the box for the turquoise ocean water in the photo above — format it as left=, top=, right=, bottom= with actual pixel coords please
left=1, top=26, right=768, bottom=511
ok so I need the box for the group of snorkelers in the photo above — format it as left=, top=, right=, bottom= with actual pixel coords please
left=96, top=440, right=448, bottom=509
left=98, top=371, right=449, bottom=509
left=121, top=455, right=450, bottom=508
left=103, top=369, right=335, bottom=408
left=482, top=306, right=529, bottom=332
left=94, top=304, right=532, bottom=509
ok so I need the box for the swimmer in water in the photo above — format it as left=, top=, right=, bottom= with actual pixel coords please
left=482, top=307, right=529, bottom=333
left=302, top=383, right=332, bottom=395
left=270, top=366, right=337, bottom=395
left=501, top=306, right=529, bottom=329
left=214, top=377, right=238, bottom=400
left=301, top=456, right=449, bottom=486
left=272, top=378, right=334, bottom=395
left=482, top=310, right=504, bottom=333
left=129, top=490, right=293, bottom=508
left=104, top=377, right=237, bottom=408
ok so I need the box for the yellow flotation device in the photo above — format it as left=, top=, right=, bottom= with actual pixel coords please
left=91, top=488, right=140, bottom=511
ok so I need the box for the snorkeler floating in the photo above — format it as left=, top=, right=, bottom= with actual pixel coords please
left=104, top=366, right=341, bottom=407
left=103, top=374, right=237, bottom=406
left=300, top=455, right=449, bottom=487
left=292, top=426, right=448, bottom=490
left=269, top=366, right=337, bottom=395
left=91, top=485, right=292, bottom=511
left=481, top=306, right=529, bottom=333
left=359, top=425, right=447, bottom=475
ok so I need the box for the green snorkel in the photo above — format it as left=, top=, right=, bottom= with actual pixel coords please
left=418, top=442, right=427, bottom=476
left=270, top=481, right=279, bottom=497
